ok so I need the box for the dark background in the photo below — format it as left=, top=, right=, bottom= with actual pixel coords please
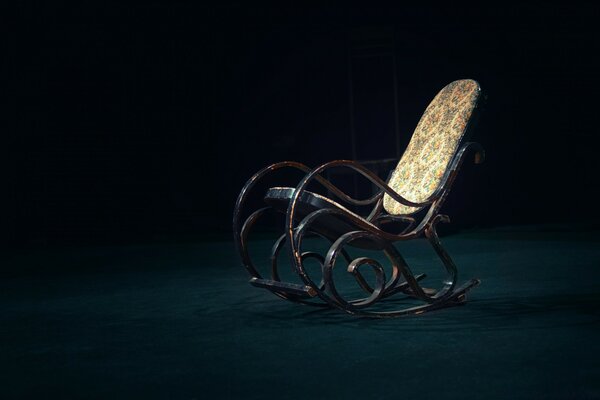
left=3, top=5, right=600, bottom=398
left=5, top=2, right=600, bottom=252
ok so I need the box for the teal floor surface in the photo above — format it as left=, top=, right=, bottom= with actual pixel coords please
left=2, top=227, right=599, bottom=399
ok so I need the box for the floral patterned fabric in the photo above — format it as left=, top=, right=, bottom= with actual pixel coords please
left=383, top=79, right=481, bottom=215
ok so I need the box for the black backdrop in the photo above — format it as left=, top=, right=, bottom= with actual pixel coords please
left=5, top=3, right=600, bottom=250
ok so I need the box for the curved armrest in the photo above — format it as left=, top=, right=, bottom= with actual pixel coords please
left=456, top=142, right=485, bottom=167
left=284, top=160, right=426, bottom=240
left=233, top=160, right=380, bottom=240
left=234, top=162, right=310, bottom=253
left=291, top=160, right=430, bottom=211
left=285, top=142, right=485, bottom=235
left=234, top=160, right=380, bottom=213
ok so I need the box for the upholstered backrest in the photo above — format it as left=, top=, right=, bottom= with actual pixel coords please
left=383, top=79, right=481, bottom=215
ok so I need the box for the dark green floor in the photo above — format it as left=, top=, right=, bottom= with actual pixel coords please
left=2, top=227, right=600, bottom=399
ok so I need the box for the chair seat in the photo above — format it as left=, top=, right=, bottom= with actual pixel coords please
left=264, top=187, right=383, bottom=249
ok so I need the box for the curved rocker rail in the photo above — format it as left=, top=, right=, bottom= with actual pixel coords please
left=233, top=143, right=484, bottom=318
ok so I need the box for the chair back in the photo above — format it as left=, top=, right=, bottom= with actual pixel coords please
left=383, top=79, right=481, bottom=215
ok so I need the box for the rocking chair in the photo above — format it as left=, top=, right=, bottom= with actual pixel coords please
left=233, top=79, right=485, bottom=318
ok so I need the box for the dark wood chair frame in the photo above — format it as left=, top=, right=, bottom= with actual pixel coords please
left=233, top=91, right=485, bottom=318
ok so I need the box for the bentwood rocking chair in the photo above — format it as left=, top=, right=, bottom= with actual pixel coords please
left=233, top=79, right=485, bottom=318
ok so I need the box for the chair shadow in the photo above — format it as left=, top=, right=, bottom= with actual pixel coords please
left=235, top=291, right=600, bottom=332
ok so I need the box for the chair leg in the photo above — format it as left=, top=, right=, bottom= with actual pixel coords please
left=424, top=214, right=462, bottom=300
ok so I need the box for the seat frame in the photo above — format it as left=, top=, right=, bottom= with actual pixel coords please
left=233, top=87, right=485, bottom=318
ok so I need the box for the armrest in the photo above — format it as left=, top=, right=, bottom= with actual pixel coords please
left=234, top=160, right=380, bottom=242
left=285, top=142, right=485, bottom=236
